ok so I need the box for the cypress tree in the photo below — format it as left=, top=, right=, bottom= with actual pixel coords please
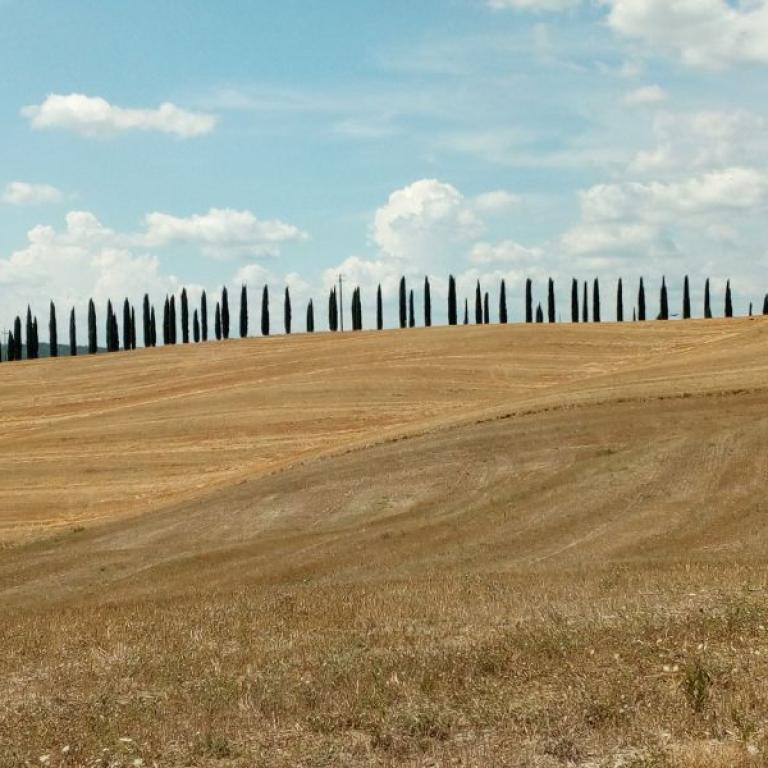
left=163, top=296, right=170, bottom=345
left=638, top=278, right=646, bottom=321
left=535, top=303, right=544, bottom=323
left=284, top=286, right=292, bottom=334
left=306, top=299, right=315, bottom=333
left=215, top=302, right=222, bottom=340
left=49, top=301, right=58, bottom=357
left=725, top=280, right=733, bottom=318
left=571, top=278, right=579, bottom=323
left=111, top=310, right=119, bottom=352
left=424, top=277, right=432, bottom=327
left=193, top=309, right=200, bottom=342
left=261, top=285, right=270, bottom=336
left=201, top=290, right=208, bottom=342
left=239, top=284, right=248, bottom=338
left=483, top=292, right=490, bottom=324
left=463, top=299, right=469, bottom=325
left=376, top=284, right=384, bottom=330
left=763, top=294, right=768, bottom=315
left=547, top=278, right=555, bottom=323
left=131, top=306, right=136, bottom=350
left=32, top=317, right=39, bottom=359
left=683, top=275, right=691, bottom=320
left=593, top=278, right=601, bottom=322
left=181, top=288, right=190, bottom=343
left=582, top=281, right=588, bottom=323
left=351, top=288, right=362, bottom=331
left=408, top=289, right=415, bottom=328
left=616, top=278, right=624, bottom=322
left=106, top=300, right=114, bottom=352
left=150, top=306, right=157, bottom=347
left=221, top=287, right=230, bottom=339
left=633, top=308, right=637, bottom=322
left=6, top=331, right=12, bottom=361
left=398, top=277, right=407, bottom=329
left=123, top=298, right=131, bottom=350
left=749, top=302, right=753, bottom=316
left=659, top=277, right=669, bottom=320
left=142, top=294, right=151, bottom=347
left=169, top=295, right=177, bottom=344
left=474, top=280, right=482, bottom=324
left=88, top=299, right=97, bottom=354
left=69, top=307, right=77, bottom=356
left=704, top=278, right=712, bottom=319
left=525, top=279, right=533, bottom=323
left=25, top=306, right=34, bottom=359
left=499, top=279, right=508, bottom=324
left=329, top=288, right=338, bottom=332
left=14, top=316, right=22, bottom=360
left=448, top=275, right=457, bottom=326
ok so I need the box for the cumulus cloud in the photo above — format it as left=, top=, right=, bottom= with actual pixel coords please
left=470, top=240, right=544, bottom=264
left=141, top=208, right=307, bottom=256
left=623, top=84, right=667, bottom=106
left=22, top=93, right=217, bottom=138
left=605, top=0, right=768, bottom=69
left=2, top=181, right=63, bottom=206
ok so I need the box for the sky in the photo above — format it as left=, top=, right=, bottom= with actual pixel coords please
left=1, top=0, right=768, bottom=337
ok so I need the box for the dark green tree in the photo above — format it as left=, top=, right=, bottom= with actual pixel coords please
left=261, top=285, right=270, bottom=336
left=6, top=331, right=12, bottom=361
left=616, top=278, right=624, bottom=322
left=69, top=307, right=77, bottom=356
left=463, top=298, right=469, bottom=325
left=150, top=306, right=157, bottom=347
left=142, top=294, right=151, bottom=347
left=525, top=278, right=533, bottom=323
left=448, top=275, right=457, bottom=326
left=215, top=302, right=222, bottom=340
left=26, top=306, right=34, bottom=359
left=193, top=309, right=200, bottom=342
left=535, top=303, right=544, bottom=323
left=239, top=284, right=248, bottom=338
left=221, top=286, right=230, bottom=339
left=763, top=294, right=768, bottom=315
left=638, top=278, right=646, bottom=322
left=499, top=279, right=508, bottom=324
left=593, top=278, right=601, bottom=322
left=131, top=306, right=136, bottom=350
left=571, top=278, right=579, bottom=323
left=49, top=301, right=58, bottom=357
left=376, top=284, right=384, bottom=330
left=106, top=300, right=114, bottom=352
left=88, top=299, right=97, bottom=354
left=424, top=277, right=432, bottom=327
left=284, top=286, right=292, bottom=334
left=169, top=295, right=177, bottom=344
left=725, top=280, right=733, bottom=318
left=408, top=289, right=415, bottom=328
left=163, top=296, right=170, bottom=345
left=306, top=299, right=315, bottom=333
left=547, top=278, right=555, bottom=323
left=399, top=277, right=407, bottom=329
left=201, top=290, right=208, bottom=341
left=181, top=288, right=190, bottom=343
left=483, top=291, right=490, bottom=324
left=659, top=277, right=669, bottom=320
left=683, top=275, right=691, bottom=320
left=123, top=298, right=131, bottom=350
left=704, top=278, right=712, bottom=319
left=582, top=281, right=588, bottom=323
left=328, top=287, right=338, bottom=331
left=475, top=280, right=482, bottom=324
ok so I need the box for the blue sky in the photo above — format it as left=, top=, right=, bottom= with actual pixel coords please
left=1, top=0, right=768, bottom=336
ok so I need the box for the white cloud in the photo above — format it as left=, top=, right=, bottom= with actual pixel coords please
left=2, top=181, right=63, bottom=206
left=22, top=93, right=217, bottom=138
left=630, top=110, right=768, bottom=174
left=470, top=240, right=544, bottom=264
left=141, top=208, right=307, bottom=256
left=473, top=190, right=521, bottom=212
left=604, top=0, right=768, bottom=69
left=372, top=179, right=484, bottom=262
left=487, top=0, right=579, bottom=10
left=623, top=84, right=667, bottom=106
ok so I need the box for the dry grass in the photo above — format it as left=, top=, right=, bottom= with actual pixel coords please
left=2, top=319, right=768, bottom=766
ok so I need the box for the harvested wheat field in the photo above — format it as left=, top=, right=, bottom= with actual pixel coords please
left=2, top=319, right=768, bottom=767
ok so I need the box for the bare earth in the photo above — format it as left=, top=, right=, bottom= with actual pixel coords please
left=1, top=319, right=768, bottom=767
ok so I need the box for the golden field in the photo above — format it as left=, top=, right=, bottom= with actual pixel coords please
left=1, top=319, right=768, bottom=767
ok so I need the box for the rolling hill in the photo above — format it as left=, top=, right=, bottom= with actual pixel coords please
left=2, top=318, right=768, bottom=767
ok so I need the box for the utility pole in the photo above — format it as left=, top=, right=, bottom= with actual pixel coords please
left=338, top=273, right=344, bottom=332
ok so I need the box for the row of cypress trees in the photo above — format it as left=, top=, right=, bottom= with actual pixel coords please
left=2, top=276, right=766, bottom=363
